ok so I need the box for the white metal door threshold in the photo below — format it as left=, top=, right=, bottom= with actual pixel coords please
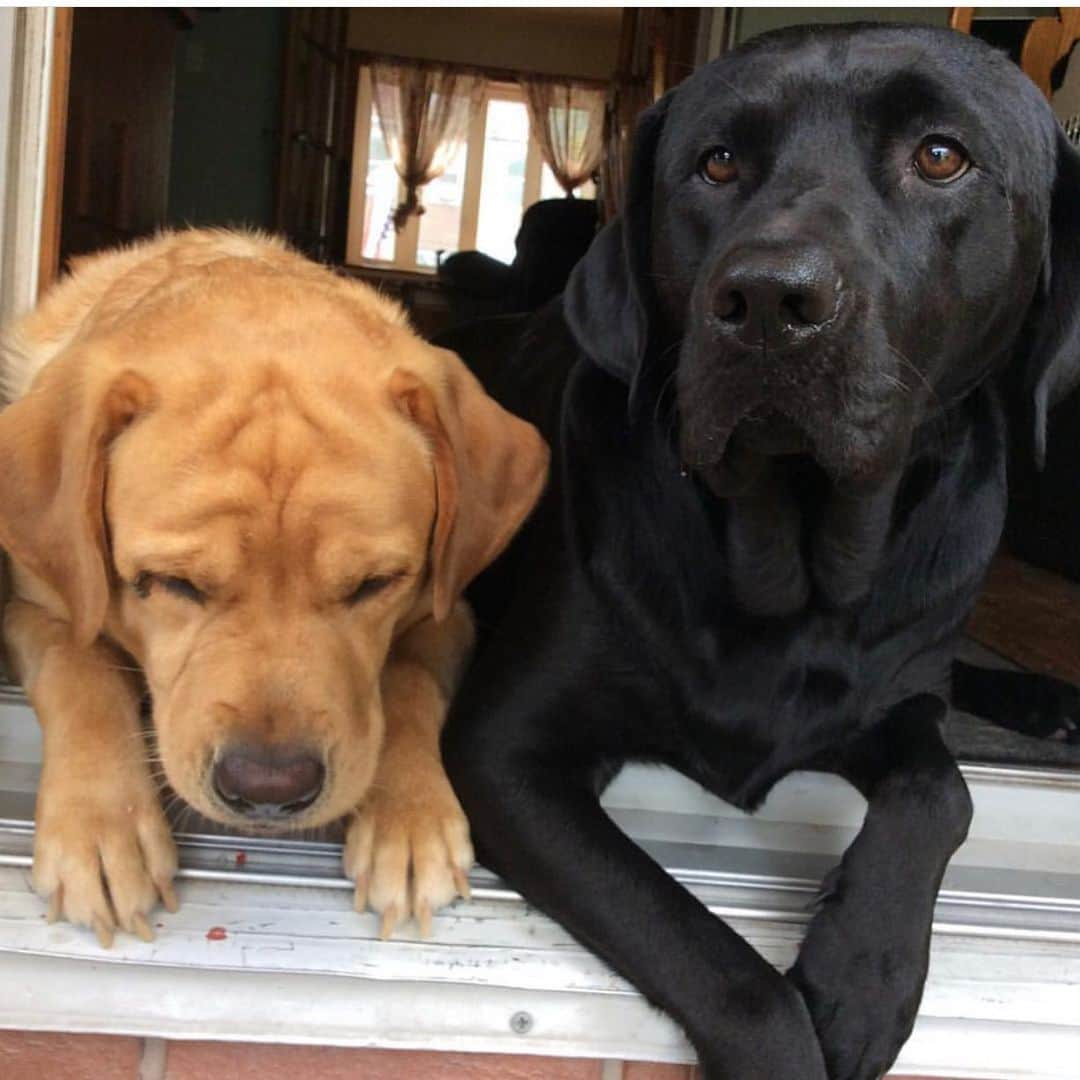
left=2, top=684, right=1080, bottom=1077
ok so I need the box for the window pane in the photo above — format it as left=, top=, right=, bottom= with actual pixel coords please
left=362, top=104, right=397, bottom=261
left=416, top=139, right=467, bottom=268
left=540, top=162, right=597, bottom=202
left=475, top=99, right=530, bottom=265
left=539, top=163, right=564, bottom=201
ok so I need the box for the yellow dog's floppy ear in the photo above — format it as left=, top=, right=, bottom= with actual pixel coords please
left=389, top=354, right=549, bottom=622
left=0, top=361, right=154, bottom=645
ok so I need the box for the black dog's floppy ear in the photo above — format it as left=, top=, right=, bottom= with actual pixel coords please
left=1025, top=128, right=1080, bottom=467
left=564, top=93, right=671, bottom=407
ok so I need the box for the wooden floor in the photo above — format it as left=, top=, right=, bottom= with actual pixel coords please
left=967, top=552, right=1080, bottom=684
left=948, top=550, right=1080, bottom=768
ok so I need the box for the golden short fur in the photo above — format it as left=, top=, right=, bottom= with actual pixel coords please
left=0, top=229, right=548, bottom=945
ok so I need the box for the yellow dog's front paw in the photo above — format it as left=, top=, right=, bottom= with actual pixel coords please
left=343, top=771, right=474, bottom=939
left=32, top=781, right=179, bottom=948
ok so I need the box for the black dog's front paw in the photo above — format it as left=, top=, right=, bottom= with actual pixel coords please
left=787, top=913, right=926, bottom=1080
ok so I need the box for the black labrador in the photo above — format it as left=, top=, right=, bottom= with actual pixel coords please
left=442, top=25, right=1080, bottom=1080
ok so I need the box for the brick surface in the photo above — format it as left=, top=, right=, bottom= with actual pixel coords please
left=624, top=1063, right=697, bottom=1079
left=0, top=1030, right=140, bottom=1079
left=164, top=1042, right=604, bottom=1079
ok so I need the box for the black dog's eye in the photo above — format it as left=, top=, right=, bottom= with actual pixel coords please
left=913, top=137, right=970, bottom=184
left=344, top=575, right=398, bottom=606
left=698, top=146, right=738, bottom=185
left=133, top=573, right=206, bottom=604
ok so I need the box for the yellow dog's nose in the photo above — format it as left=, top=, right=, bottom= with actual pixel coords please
left=213, top=743, right=324, bottom=820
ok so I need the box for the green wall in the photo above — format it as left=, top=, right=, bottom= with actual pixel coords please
left=168, top=10, right=287, bottom=231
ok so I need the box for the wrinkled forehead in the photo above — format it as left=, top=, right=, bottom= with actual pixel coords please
left=663, top=26, right=1050, bottom=166
left=107, top=368, right=434, bottom=581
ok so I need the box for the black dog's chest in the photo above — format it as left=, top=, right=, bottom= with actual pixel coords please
left=660, top=610, right=871, bottom=806
left=565, top=381, right=1004, bottom=808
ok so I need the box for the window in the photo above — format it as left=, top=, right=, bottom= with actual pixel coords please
left=360, top=104, right=397, bottom=262
left=347, top=71, right=597, bottom=271
left=415, top=139, right=467, bottom=268
left=473, top=98, right=530, bottom=265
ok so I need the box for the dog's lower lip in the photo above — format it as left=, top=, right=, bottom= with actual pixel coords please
left=736, top=410, right=813, bottom=455
left=235, top=819, right=310, bottom=836
left=217, top=802, right=323, bottom=833
left=213, top=794, right=325, bottom=828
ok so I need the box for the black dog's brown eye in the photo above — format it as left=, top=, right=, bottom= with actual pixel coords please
left=699, top=146, right=737, bottom=185
left=345, top=575, right=397, bottom=606
left=913, top=137, right=970, bottom=183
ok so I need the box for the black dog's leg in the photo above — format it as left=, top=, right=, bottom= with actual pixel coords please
left=952, top=659, right=1080, bottom=741
left=788, top=694, right=972, bottom=1080
left=444, top=710, right=827, bottom=1080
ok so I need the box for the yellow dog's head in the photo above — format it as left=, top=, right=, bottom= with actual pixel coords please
left=0, top=231, right=547, bottom=831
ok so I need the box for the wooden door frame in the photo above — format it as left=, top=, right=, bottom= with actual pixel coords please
left=0, top=7, right=58, bottom=321
left=951, top=7, right=1080, bottom=99
left=37, top=7, right=72, bottom=296
left=275, top=9, right=349, bottom=260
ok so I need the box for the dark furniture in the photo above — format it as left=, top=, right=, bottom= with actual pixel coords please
left=437, top=197, right=599, bottom=323
left=1007, top=385, right=1080, bottom=581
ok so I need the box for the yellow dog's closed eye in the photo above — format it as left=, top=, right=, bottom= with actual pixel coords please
left=344, top=574, right=401, bottom=606
left=133, top=572, right=206, bottom=604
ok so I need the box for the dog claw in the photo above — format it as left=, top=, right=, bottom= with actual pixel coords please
left=131, top=912, right=155, bottom=942
left=92, top=916, right=115, bottom=949
left=380, top=905, right=400, bottom=940
left=353, top=877, right=369, bottom=913
left=416, top=900, right=433, bottom=938
left=452, top=866, right=471, bottom=900
left=46, top=887, right=63, bottom=924
left=808, top=866, right=843, bottom=912
left=157, top=880, right=179, bottom=914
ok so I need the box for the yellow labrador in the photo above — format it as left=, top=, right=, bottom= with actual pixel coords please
left=0, top=229, right=547, bottom=946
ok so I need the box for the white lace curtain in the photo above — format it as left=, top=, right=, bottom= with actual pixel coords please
left=369, top=59, right=482, bottom=231
left=518, top=76, right=606, bottom=196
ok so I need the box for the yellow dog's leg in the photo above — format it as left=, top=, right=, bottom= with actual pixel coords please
left=4, top=598, right=178, bottom=946
left=343, top=602, right=476, bottom=938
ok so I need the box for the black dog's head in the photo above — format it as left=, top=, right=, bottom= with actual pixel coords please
left=567, top=25, right=1080, bottom=492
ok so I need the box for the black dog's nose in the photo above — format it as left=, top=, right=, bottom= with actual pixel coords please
left=712, top=248, right=840, bottom=347
left=213, top=743, right=324, bottom=820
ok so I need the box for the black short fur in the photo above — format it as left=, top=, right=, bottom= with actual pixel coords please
left=442, top=25, right=1080, bottom=1080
